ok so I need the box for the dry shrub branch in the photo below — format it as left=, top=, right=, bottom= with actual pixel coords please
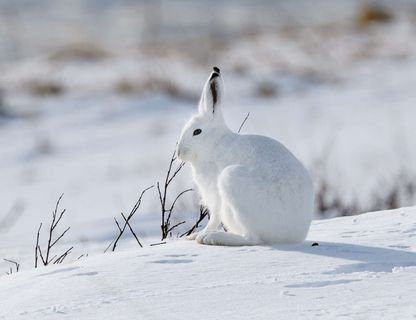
left=35, top=194, right=73, bottom=267
left=180, top=205, right=210, bottom=237
left=157, top=148, right=193, bottom=240
left=4, top=259, right=20, bottom=275
left=105, top=185, right=154, bottom=252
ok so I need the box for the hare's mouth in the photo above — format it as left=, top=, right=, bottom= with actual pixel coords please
left=177, top=146, right=189, bottom=161
left=176, top=148, right=184, bottom=160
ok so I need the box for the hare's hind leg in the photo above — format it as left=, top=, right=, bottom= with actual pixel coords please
left=195, top=165, right=263, bottom=246
left=218, top=165, right=269, bottom=244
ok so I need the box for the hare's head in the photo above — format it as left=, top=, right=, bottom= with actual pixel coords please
left=177, top=67, right=227, bottom=163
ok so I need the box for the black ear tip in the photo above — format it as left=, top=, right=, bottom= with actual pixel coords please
left=213, top=66, right=220, bottom=73
left=210, top=72, right=220, bottom=80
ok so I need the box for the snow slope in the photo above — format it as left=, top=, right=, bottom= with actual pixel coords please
left=1, top=207, right=415, bottom=320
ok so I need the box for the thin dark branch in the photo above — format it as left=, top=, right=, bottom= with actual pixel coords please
left=46, top=194, right=66, bottom=263
left=52, top=209, right=66, bottom=231
left=157, top=182, right=165, bottom=237
left=167, top=220, right=186, bottom=233
left=35, top=194, right=72, bottom=266
left=158, top=148, right=178, bottom=239
left=165, top=149, right=176, bottom=187
left=109, top=185, right=153, bottom=252
left=51, top=194, right=64, bottom=230
left=238, top=112, right=250, bottom=133
left=167, top=188, right=193, bottom=222
left=35, top=223, right=42, bottom=268
left=37, top=245, right=46, bottom=265
left=150, top=242, right=166, bottom=246
left=53, top=246, right=73, bottom=264
left=120, top=212, right=143, bottom=248
left=104, top=240, right=115, bottom=253
left=133, top=185, right=155, bottom=214
left=158, top=146, right=193, bottom=240
left=53, top=194, right=64, bottom=216
left=168, top=189, right=193, bottom=214
left=157, top=182, right=163, bottom=209
left=50, top=226, right=70, bottom=248
left=114, top=217, right=122, bottom=232
left=157, top=182, right=164, bottom=210
left=180, top=205, right=210, bottom=237
left=167, top=161, right=186, bottom=186
left=3, top=259, right=20, bottom=273
left=111, top=222, right=128, bottom=252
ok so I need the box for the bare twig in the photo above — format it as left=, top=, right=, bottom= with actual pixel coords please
left=167, top=161, right=186, bottom=186
left=35, top=223, right=42, bottom=268
left=104, top=240, right=115, bottom=253
left=150, top=242, right=166, bottom=246
left=114, top=217, right=123, bottom=233
left=46, top=194, right=64, bottom=263
left=120, top=212, right=143, bottom=248
left=53, top=246, right=73, bottom=264
left=37, top=245, right=46, bottom=265
left=180, top=205, right=210, bottom=237
left=34, top=194, right=72, bottom=267
left=166, top=188, right=193, bottom=223
left=108, top=185, right=154, bottom=252
left=50, top=226, right=70, bottom=248
left=167, top=221, right=186, bottom=234
left=238, top=112, right=250, bottom=133
left=158, top=147, right=193, bottom=240
left=4, top=259, right=20, bottom=275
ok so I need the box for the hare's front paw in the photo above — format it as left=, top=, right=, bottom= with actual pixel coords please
left=196, top=231, right=255, bottom=246
left=196, top=231, right=222, bottom=245
left=186, top=232, right=199, bottom=240
left=195, top=231, right=213, bottom=244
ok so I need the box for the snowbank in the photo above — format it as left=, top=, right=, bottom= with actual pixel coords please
left=1, top=207, right=415, bottom=319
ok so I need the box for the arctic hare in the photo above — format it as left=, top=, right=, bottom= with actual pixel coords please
left=177, top=67, right=314, bottom=246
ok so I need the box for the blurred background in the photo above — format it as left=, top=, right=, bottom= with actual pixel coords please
left=1, top=0, right=416, bottom=258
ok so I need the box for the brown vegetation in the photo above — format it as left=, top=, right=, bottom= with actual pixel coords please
left=356, top=5, right=393, bottom=28
left=26, top=80, right=64, bottom=97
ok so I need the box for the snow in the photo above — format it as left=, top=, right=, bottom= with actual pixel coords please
left=1, top=207, right=415, bottom=319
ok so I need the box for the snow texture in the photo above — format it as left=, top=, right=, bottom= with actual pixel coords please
left=1, top=207, right=415, bottom=319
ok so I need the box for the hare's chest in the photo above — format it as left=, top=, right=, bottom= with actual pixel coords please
left=192, top=166, right=221, bottom=205
left=195, top=174, right=218, bottom=199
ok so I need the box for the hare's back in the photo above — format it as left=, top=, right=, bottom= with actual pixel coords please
left=233, top=134, right=307, bottom=178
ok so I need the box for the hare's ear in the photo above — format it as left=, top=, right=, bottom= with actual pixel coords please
left=198, top=67, right=223, bottom=118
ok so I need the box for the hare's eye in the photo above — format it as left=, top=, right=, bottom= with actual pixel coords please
left=193, top=129, right=202, bottom=136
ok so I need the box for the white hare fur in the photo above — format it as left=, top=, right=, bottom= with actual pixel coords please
left=177, top=67, right=314, bottom=246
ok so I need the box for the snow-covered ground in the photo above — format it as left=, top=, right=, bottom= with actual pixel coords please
left=1, top=207, right=416, bottom=320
